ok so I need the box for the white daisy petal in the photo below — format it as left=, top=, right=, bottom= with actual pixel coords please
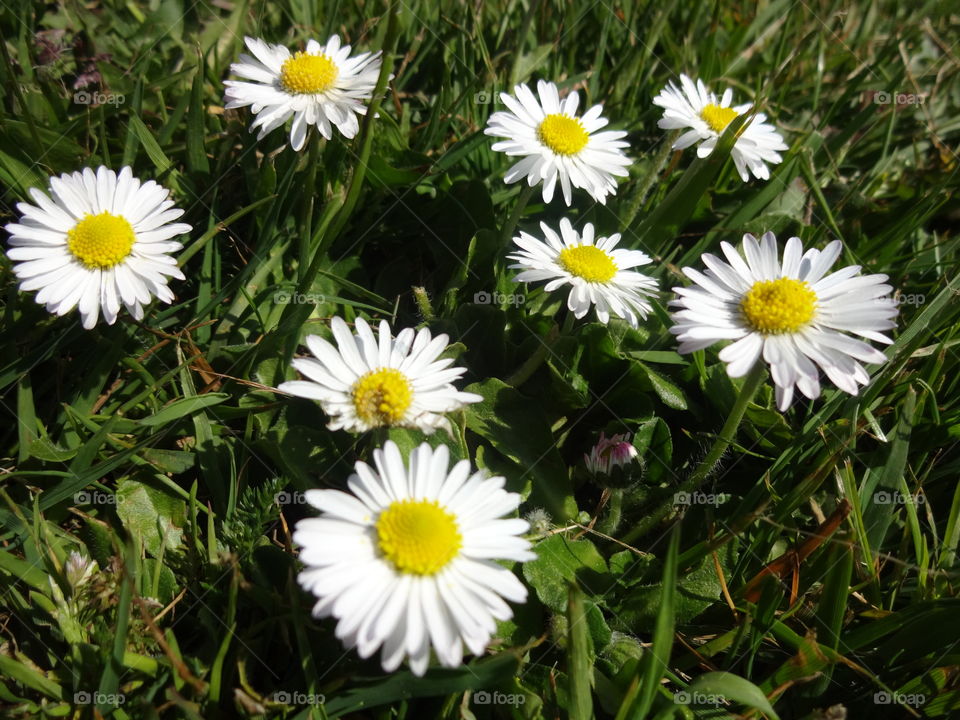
left=671, top=233, right=896, bottom=408
left=294, top=441, right=532, bottom=676
left=508, top=220, right=658, bottom=328
left=652, top=73, right=787, bottom=182
left=224, top=35, right=385, bottom=150
left=279, top=317, right=481, bottom=434
left=485, top=81, right=631, bottom=205
left=5, top=166, right=190, bottom=328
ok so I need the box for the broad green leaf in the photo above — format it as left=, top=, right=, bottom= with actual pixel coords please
left=465, top=378, right=577, bottom=520
left=523, top=534, right=611, bottom=613
left=686, top=672, right=780, bottom=720
left=115, top=478, right=187, bottom=556
left=138, top=393, right=229, bottom=427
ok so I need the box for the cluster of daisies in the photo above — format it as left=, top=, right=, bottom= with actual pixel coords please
left=2, top=30, right=898, bottom=679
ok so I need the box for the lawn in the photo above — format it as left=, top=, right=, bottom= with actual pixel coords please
left=1, top=1, right=959, bottom=719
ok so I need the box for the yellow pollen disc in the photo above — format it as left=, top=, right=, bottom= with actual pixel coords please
left=279, top=52, right=339, bottom=94
left=66, top=212, right=136, bottom=269
left=741, top=277, right=817, bottom=334
left=700, top=103, right=738, bottom=133
left=537, top=113, right=590, bottom=155
left=351, top=368, right=413, bottom=426
left=558, top=245, right=618, bottom=283
left=376, top=499, right=462, bottom=575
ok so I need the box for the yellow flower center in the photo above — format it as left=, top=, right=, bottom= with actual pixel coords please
left=66, top=212, right=136, bottom=269
left=351, top=368, right=413, bottom=426
left=537, top=113, right=590, bottom=155
left=558, top=245, right=618, bottom=283
left=279, top=52, right=339, bottom=94
left=376, top=499, right=462, bottom=575
left=700, top=103, right=738, bottom=134
left=741, top=278, right=817, bottom=334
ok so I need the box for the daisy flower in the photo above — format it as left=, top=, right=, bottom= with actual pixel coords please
left=508, top=218, right=658, bottom=327
left=4, top=166, right=190, bottom=329
left=584, top=432, right=638, bottom=475
left=294, top=440, right=535, bottom=675
left=652, top=74, right=788, bottom=181
left=484, top=80, right=632, bottom=205
left=224, top=35, right=383, bottom=151
left=278, top=316, right=482, bottom=434
left=669, top=232, right=898, bottom=410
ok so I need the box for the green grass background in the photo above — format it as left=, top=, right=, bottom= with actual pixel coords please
left=1, top=0, right=959, bottom=718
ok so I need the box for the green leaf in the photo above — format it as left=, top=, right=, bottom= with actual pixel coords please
left=27, top=436, right=78, bottom=462
left=115, top=478, right=187, bottom=556
left=127, top=113, right=174, bottom=176
left=320, top=652, right=521, bottom=718
left=141, top=448, right=196, bottom=475
left=632, top=113, right=751, bottom=246
left=186, top=61, right=210, bottom=173
left=138, top=393, right=229, bottom=427
left=635, top=362, right=688, bottom=410
left=617, top=523, right=680, bottom=720
left=523, top=534, right=611, bottom=613
left=0, top=654, right=62, bottom=700
left=465, top=378, right=576, bottom=520
left=686, top=672, right=780, bottom=720
left=567, top=583, right=594, bottom=720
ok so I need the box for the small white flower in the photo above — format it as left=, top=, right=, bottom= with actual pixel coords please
left=4, top=166, right=190, bottom=329
left=278, top=317, right=482, bottom=434
left=224, top=35, right=383, bottom=151
left=64, top=551, right=98, bottom=590
left=294, top=440, right=535, bottom=675
left=508, top=218, right=658, bottom=327
left=484, top=80, right=632, bottom=205
left=652, top=74, right=788, bottom=181
left=669, top=232, right=898, bottom=410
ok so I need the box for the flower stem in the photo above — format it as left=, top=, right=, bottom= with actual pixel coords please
left=498, top=183, right=536, bottom=249
left=505, top=307, right=576, bottom=387
left=623, top=361, right=766, bottom=543
left=298, top=133, right=322, bottom=284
